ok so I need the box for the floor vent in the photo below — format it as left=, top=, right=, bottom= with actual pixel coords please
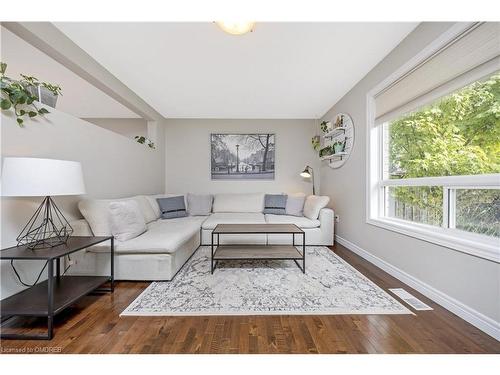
left=389, top=288, right=433, bottom=311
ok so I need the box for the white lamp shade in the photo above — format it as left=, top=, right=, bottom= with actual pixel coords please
left=1, top=157, right=86, bottom=197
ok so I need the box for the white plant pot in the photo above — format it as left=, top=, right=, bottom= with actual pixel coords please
left=27, top=85, right=58, bottom=108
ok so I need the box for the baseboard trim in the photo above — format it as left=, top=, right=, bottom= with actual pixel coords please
left=335, top=235, right=500, bottom=342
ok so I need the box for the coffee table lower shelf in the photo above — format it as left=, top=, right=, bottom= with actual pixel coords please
left=211, top=245, right=305, bottom=273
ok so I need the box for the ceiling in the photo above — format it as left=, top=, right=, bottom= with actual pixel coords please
left=1, top=26, right=139, bottom=119
left=55, top=22, right=418, bottom=119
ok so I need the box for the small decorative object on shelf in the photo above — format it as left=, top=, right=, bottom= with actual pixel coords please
left=311, top=135, right=320, bottom=151
left=333, top=114, right=344, bottom=128
left=135, top=135, right=156, bottom=149
left=318, top=112, right=354, bottom=169
left=320, top=120, right=332, bottom=133
left=319, top=144, right=334, bottom=158
left=333, top=140, right=346, bottom=154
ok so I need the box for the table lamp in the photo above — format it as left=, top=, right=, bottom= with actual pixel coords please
left=1, top=157, right=86, bottom=249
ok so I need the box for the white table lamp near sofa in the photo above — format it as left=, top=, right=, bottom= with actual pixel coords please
left=1, top=157, right=86, bottom=249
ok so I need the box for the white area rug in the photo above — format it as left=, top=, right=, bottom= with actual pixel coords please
left=121, top=246, right=413, bottom=316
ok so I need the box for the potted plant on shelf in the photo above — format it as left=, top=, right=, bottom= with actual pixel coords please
left=0, top=62, right=54, bottom=126
left=319, top=144, right=334, bottom=158
left=333, top=140, right=346, bottom=154
left=21, top=74, right=62, bottom=108
left=320, top=120, right=332, bottom=134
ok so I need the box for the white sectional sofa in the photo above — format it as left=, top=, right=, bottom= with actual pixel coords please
left=68, top=193, right=334, bottom=281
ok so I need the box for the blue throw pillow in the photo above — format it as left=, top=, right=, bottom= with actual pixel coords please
left=157, top=196, right=187, bottom=219
left=263, top=194, right=287, bottom=215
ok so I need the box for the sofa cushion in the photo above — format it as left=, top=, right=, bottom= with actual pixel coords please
left=285, top=193, right=306, bottom=217
left=79, top=196, right=152, bottom=236
left=212, top=193, right=264, bottom=213
left=134, top=195, right=158, bottom=223
left=187, top=193, right=213, bottom=216
left=263, top=194, right=287, bottom=215
left=201, top=212, right=266, bottom=230
left=111, top=216, right=205, bottom=254
left=109, top=200, right=147, bottom=241
left=265, top=214, right=320, bottom=229
left=303, top=195, right=330, bottom=220
left=146, top=194, right=188, bottom=219
left=157, top=196, right=187, bottom=219
left=145, top=194, right=163, bottom=219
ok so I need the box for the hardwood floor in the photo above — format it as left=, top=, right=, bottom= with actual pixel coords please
left=1, top=243, right=499, bottom=354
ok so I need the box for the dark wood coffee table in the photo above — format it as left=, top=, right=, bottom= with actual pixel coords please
left=211, top=224, right=305, bottom=274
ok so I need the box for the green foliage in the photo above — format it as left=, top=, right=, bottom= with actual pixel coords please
left=1, top=62, right=61, bottom=127
left=134, top=135, right=155, bottom=149
left=389, top=73, right=500, bottom=179
left=320, top=121, right=330, bottom=133
left=388, top=73, right=500, bottom=236
left=311, top=136, right=320, bottom=151
left=20, top=74, right=40, bottom=87
left=42, top=82, right=63, bottom=96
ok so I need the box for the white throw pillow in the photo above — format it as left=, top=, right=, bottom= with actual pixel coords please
left=212, top=193, right=264, bottom=213
left=187, top=193, right=213, bottom=216
left=109, top=200, right=147, bottom=241
left=79, top=196, right=152, bottom=235
left=303, top=195, right=330, bottom=220
left=133, top=195, right=157, bottom=224
left=285, top=192, right=306, bottom=217
left=78, top=199, right=114, bottom=236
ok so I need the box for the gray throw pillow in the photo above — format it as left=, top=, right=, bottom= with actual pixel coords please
left=187, top=193, right=213, bottom=216
left=263, top=194, right=287, bottom=215
left=286, top=194, right=306, bottom=217
left=157, top=196, right=187, bottom=219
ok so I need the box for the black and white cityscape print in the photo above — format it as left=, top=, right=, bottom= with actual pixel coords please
left=211, top=134, right=275, bottom=180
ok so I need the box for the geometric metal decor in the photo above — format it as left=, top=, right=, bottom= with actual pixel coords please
left=16, top=196, right=73, bottom=250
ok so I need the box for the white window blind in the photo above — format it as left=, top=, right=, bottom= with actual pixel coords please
left=374, top=22, right=500, bottom=124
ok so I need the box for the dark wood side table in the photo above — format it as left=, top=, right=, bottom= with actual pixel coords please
left=0, top=236, right=114, bottom=340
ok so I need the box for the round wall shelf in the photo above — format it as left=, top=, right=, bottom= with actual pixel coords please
left=319, top=113, right=354, bottom=169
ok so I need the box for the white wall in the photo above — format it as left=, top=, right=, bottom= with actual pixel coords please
left=319, top=22, right=500, bottom=329
left=0, top=109, right=165, bottom=299
left=0, top=26, right=140, bottom=119
left=165, top=119, right=320, bottom=195
left=83, top=118, right=147, bottom=139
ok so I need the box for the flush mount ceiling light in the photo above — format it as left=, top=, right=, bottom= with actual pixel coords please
left=216, top=21, right=255, bottom=35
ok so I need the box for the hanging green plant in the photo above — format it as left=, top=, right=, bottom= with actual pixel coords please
left=311, top=135, right=320, bottom=151
left=1, top=62, right=61, bottom=127
left=134, top=135, right=156, bottom=149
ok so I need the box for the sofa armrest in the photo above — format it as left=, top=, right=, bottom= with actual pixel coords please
left=70, top=219, right=94, bottom=236
left=317, top=208, right=334, bottom=245
left=319, top=208, right=334, bottom=225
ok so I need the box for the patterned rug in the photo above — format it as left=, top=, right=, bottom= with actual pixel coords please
left=121, top=246, right=412, bottom=316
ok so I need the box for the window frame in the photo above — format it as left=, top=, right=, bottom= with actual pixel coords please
left=366, top=23, right=500, bottom=263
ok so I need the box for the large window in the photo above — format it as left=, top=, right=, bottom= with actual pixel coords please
left=367, top=23, right=500, bottom=262
left=384, top=73, right=499, bottom=234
